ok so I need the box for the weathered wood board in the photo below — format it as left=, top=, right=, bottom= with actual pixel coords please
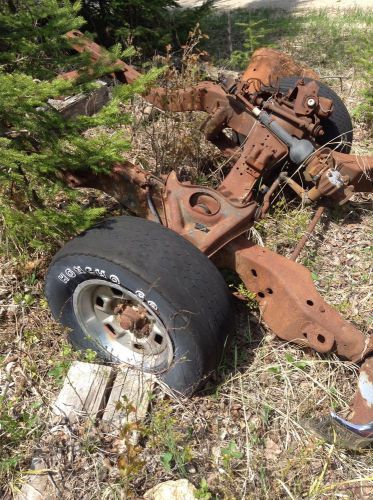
left=52, top=361, right=112, bottom=423
left=103, top=369, right=153, bottom=425
left=48, top=80, right=109, bottom=119
left=17, top=361, right=155, bottom=500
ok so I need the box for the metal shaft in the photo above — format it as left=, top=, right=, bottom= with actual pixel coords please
left=290, top=206, right=325, bottom=261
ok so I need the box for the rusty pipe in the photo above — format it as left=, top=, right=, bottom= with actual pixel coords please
left=290, top=205, right=325, bottom=261
left=260, top=175, right=283, bottom=216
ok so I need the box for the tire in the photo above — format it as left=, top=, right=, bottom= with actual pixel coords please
left=279, top=76, right=353, bottom=153
left=45, top=216, right=233, bottom=395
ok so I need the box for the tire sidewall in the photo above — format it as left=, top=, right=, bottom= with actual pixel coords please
left=46, top=254, right=212, bottom=394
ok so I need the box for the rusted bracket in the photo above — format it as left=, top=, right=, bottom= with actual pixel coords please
left=162, top=172, right=257, bottom=255
left=214, top=238, right=372, bottom=363
left=213, top=238, right=373, bottom=445
left=58, top=161, right=164, bottom=223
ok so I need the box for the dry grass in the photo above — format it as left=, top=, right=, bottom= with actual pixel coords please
left=1, top=10, right=373, bottom=500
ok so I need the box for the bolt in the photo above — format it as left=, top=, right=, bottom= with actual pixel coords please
left=307, top=97, right=316, bottom=107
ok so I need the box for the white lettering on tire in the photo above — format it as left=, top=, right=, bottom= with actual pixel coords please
left=109, top=274, right=120, bottom=284
left=95, top=268, right=107, bottom=279
left=57, top=265, right=120, bottom=286
left=65, top=268, right=76, bottom=278
left=58, top=273, right=69, bottom=284
left=135, top=291, right=158, bottom=311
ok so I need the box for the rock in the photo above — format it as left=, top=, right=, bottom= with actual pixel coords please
left=144, top=479, right=196, bottom=500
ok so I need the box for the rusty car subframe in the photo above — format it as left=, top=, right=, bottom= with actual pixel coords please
left=60, top=31, right=373, bottom=448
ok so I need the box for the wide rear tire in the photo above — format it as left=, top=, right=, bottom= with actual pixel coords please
left=45, top=216, right=233, bottom=395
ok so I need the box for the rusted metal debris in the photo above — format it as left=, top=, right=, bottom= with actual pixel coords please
left=60, top=31, right=373, bottom=446
left=289, top=205, right=325, bottom=261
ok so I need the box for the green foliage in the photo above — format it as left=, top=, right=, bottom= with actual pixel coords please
left=149, top=402, right=193, bottom=476
left=195, top=479, right=213, bottom=500
left=47, top=343, right=74, bottom=383
left=0, top=1, right=162, bottom=256
left=0, top=0, right=85, bottom=78
left=221, top=440, right=243, bottom=469
left=80, top=0, right=214, bottom=56
left=81, top=0, right=176, bottom=51
left=1, top=201, right=106, bottom=252
left=236, top=283, right=257, bottom=310
left=229, top=18, right=274, bottom=70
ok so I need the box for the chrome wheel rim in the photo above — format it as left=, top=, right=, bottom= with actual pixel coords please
left=72, top=279, right=173, bottom=372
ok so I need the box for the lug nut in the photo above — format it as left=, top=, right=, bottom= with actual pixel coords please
left=307, top=97, right=316, bottom=107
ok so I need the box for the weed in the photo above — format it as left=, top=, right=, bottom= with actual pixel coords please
left=220, top=440, right=243, bottom=470
left=236, top=283, right=258, bottom=310
left=148, top=402, right=193, bottom=476
left=47, top=343, right=74, bottom=384
left=229, top=17, right=275, bottom=69
left=195, top=478, right=213, bottom=499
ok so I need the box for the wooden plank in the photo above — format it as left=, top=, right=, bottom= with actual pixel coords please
left=18, top=363, right=154, bottom=499
left=102, top=368, right=154, bottom=432
left=52, top=361, right=113, bottom=423
left=48, top=80, right=109, bottom=119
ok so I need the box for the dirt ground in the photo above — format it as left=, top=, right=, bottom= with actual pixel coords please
left=179, top=0, right=373, bottom=11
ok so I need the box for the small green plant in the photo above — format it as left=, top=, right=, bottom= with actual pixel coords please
left=229, top=17, right=274, bottom=69
left=113, top=396, right=146, bottom=485
left=149, top=402, right=193, bottom=475
left=13, top=292, right=35, bottom=307
left=160, top=451, right=174, bottom=472
left=23, top=330, right=41, bottom=346
left=262, top=404, right=273, bottom=427
left=47, top=343, right=74, bottom=384
left=195, top=478, right=213, bottom=499
left=335, top=300, right=351, bottom=314
left=236, top=283, right=257, bottom=310
left=221, top=440, right=243, bottom=469
left=82, top=348, right=97, bottom=363
left=285, top=353, right=308, bottom=371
